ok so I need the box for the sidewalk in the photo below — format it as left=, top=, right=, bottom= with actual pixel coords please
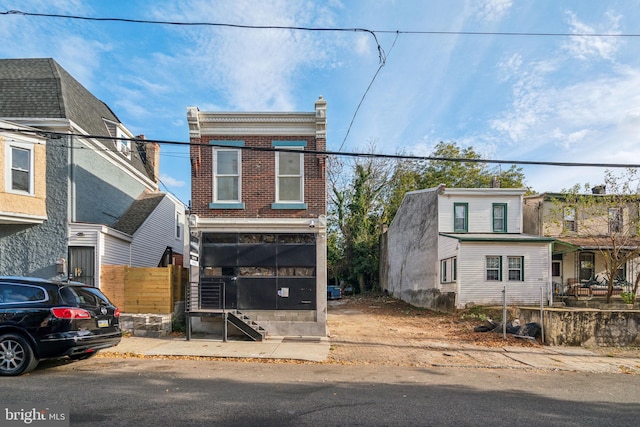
left=103, top=335, right=330, bottom=362
left=101, top=335, right=640, bottom=374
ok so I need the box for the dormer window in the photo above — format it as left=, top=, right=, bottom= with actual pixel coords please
left=104, top=119, right=131, bottom=159
left=116, top=128, right=131, bottom=159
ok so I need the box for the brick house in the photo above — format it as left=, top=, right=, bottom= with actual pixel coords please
left=186, top=97, right=328, bottom=338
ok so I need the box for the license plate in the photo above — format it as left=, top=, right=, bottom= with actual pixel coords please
left=97, top=319, right=109, bottom=328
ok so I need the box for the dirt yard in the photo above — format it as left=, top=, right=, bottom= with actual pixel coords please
left=326, top=293, right=540, bottom=366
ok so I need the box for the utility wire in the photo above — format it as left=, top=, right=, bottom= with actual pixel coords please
left=338, top=32, right=399, bottom=152
left=3, top=126, right=640, bottom=170
left=3, top=10, right=639, bottom=38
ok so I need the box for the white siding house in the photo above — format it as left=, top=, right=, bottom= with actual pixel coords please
left=128, top=194, right=186, bottom=267
left=382, top=185, right=554, bottom=310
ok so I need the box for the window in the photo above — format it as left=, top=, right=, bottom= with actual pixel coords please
left=116, top=128, right=131, bottom=158
left=213, top=148, right=241, bottom=202
left=609, top=208, right=623, bottom=234
left=616, top=263, right=626, bottom=281
left=440, top=257, right=457, bottom=283
left=441, top=260, right=447, bottom=283
left=508, top=256, right=524, bottom=281
left=6, top=143, right=34, bottom=195
left=493, top=203, right=507, bottom=232
left=454, top=203, right=468, bottom=232
left=176, top=212, right=182, bottom=239
left=276, top=150, right=303, bottom=202
left=0, top=284, right=46, bottom=304
left=579, top=252, right=594, bottom=282
left=272, top=141, right=306, bottom=209
left=10, top=146, right=31, bottom=193
left=486, top=256, right=501, bottom=281
left=453, top=258, right=457, bottom=281
left=563, top=206, right=577, bottom=232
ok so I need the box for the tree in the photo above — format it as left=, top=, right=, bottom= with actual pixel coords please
left=327, top=141, right=528, bottom=294
left=552, top=169, right=640, bottom=303
left=327, top=146, right=390, bottom=292
left=381, top=142, right=528, bottom=225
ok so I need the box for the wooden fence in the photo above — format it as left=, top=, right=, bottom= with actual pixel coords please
left=101, top=265, right=187, bottom=314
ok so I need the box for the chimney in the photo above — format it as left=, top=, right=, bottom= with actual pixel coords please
left=591, top=185, right=606, bottom=195
left=136, top=135, right=160, bottom=183
left=490, top=176, right=501, bottom=188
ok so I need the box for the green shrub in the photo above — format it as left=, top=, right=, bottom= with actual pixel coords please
left=620, top=292, right=636, bottom=304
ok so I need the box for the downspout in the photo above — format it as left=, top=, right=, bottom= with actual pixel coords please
left=69, top=133, right=76, bottom=223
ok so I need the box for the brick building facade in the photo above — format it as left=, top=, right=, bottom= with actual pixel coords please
left=186, top=97, right=328, bottom=337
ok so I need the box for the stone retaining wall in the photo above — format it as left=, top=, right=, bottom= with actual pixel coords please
left=119, top=313, right=172, bottom=337
left=520, top=307, right=640, bottom=347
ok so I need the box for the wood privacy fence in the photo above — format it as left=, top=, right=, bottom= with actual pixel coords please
left=101, top=265, right=187, bottom=314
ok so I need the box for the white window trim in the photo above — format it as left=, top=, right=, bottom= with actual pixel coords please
left=213, top=147, right=242, bottom=203
left=507, top=256, right=524, bottom=281
left=5, top=140, right=35, bottom=196
left=440, top=257, right=457, bottom=284
left=275, top=147, right=304, bottom=204
left=116, top=128, right=131, bottom=160
left=486, top=256, right=502, bottom=281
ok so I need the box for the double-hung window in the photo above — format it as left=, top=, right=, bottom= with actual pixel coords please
left=493, top=203, right=507, bottom=232
left=563, top=206, right=577, bottom=232
left=454, top=203, right=468, bottom=232
left=272, top=141, right=306, bottom=209
left=7, top=143, right=33, bottom=194
left=507, top=256, right=524, bottom=281
left=609, top=208, right=623, bottom=234
left=210, top=140, right=244, bottom=209
left=486, top=256, right=501, bottom=281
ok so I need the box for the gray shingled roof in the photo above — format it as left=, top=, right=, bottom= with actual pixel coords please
left=0, top=58, right=154, bottom=181
left=112, top=192, right=167, bottom=235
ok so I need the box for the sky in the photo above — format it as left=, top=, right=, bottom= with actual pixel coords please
left=1, top=0, right=640, bottom=206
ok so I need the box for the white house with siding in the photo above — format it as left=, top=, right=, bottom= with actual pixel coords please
left=381, top=185, right=554, bottom=310
left=67, top=192, right=186, bottom=289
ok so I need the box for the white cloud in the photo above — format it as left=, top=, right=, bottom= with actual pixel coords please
left=563, top=11, right=622, bottom=61
left=473, top=0, right=512, bottom=23
left=160, top=174, right=186, bottom=188
left=157, top=1, right=338, bottom=111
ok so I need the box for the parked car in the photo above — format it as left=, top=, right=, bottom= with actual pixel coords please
left=327, top=285, right=342, bottom=300
left=0, top=276, right=122, bottom=376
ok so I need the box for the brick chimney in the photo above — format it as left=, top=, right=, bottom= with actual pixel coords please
left=136, top=135, right=160, bottom=183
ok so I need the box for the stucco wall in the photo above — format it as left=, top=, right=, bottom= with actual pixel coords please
left=0, top=141, right=68, bottom=278
left=73, top=140, right=149, bottom=226
left=520, top=307, right=640, bottom=346
left=384, top=189, right=454, bottom=311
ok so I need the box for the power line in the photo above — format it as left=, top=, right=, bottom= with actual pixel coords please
left=3, top=126, right=640, bottom=170
left=338, top=32, right=399, bottom=152
left=3, top=10, right=639, bottom=38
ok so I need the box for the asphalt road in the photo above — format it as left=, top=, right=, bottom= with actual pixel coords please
left=4, top=357, right=639, bottom=426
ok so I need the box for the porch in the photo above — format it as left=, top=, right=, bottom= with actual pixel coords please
left=552, top=237, right=639, bottom=300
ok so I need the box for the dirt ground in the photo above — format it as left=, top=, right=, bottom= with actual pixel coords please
left=326, top=293, right=541, bottom=366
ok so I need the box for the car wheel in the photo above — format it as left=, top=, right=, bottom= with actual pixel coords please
left=0, top=334, right=39, bottom=376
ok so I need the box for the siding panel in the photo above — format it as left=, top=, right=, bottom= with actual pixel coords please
left=458, top=242, right=550, bottom=308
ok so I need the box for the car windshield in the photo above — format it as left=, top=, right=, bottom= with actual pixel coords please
left=60, top=286, right=109, bottom=307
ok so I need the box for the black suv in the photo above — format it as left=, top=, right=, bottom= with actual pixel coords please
left=0, top=276, right=122, bottom=376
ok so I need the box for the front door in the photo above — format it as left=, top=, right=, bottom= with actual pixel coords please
left=68, top=246, right=96, bottom=286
